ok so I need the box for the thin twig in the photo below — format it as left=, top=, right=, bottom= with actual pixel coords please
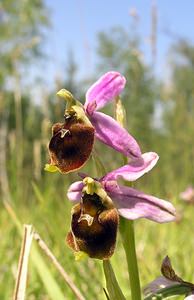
left=13, top=225, right=34, bottom=300
left=33, top=232, right=85, bottom=300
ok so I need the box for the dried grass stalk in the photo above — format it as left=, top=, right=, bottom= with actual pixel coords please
left=13, top=224, right=34, bottom=300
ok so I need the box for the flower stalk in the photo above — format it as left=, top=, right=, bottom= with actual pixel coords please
left=119, top=218, right=142, bottom=300
left=114, top=96, right=141, bottom=300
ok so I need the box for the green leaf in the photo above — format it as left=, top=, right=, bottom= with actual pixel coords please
left=144, top=283, right=191, bottom=300
left=103, top=260, right=126, bottom=300
left=144, top=256, right=194, bottom=299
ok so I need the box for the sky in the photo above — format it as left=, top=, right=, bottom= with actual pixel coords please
left=41, top=0, right=194, bottom=86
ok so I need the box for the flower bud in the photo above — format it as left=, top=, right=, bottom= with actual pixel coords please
left=66, top=192, right=119, bottom=259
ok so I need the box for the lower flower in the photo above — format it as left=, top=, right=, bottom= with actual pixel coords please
left=66, top=154, right=176, bottom=259
left=66, top=181, right=119, bottom=260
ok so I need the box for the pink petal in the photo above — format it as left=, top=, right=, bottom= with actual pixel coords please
left=185, top=295, right=194, bottom=300
left=85, top=71, right=126, bottom=115
left=104, top=182, right=176, bottom=223
left=67, top=181, right=83, bottom=202
left=101, top=152, right=159, bottom=182
left=90, top=111, right=141, bottom=159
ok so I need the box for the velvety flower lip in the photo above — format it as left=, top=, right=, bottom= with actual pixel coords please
left=48, top=120, right=95, bottom=173
left=66, top=191, right=119, bottom=260
left=85, top=71, right=126, bottom=115
left=67, top=157, right=176, bottom=223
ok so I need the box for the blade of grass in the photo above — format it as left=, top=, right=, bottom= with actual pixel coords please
left=3, top=200, right=80, bottom=300
left=13, top=224, right=33, bottom=300
left=4, top=201, right=65, bottom=300
left=103, top=260, right=126, bottom=300
left=31, top=181, right=44, bottom=204
left=103, top=288, right=110, bottom=300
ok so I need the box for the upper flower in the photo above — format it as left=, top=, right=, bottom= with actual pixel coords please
left=46, top=71, right=141, bottom=174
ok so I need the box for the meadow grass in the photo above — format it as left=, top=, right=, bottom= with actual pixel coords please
left=0, top=152, right=193, bottom=299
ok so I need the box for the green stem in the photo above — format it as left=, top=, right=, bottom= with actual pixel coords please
left=114, top=95, right=141, bottom=299
left=119, top=218, right=142, bottom=300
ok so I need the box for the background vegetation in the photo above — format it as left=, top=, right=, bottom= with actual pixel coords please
left=1, top=1, right=194, bottom=299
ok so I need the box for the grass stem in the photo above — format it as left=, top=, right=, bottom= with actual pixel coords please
left=13, top=225, right=33, bottom=300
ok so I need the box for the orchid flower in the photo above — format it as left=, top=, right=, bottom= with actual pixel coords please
left=180, top=186, right=194, bottom=204
left=45, top=71, right=141, bottom=174
left=66, top=152, right=176, bottom=259
left=67, top=152, right=176, bottom=224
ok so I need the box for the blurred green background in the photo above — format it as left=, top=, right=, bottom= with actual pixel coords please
left=1, top=1, right=194, bottom=299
